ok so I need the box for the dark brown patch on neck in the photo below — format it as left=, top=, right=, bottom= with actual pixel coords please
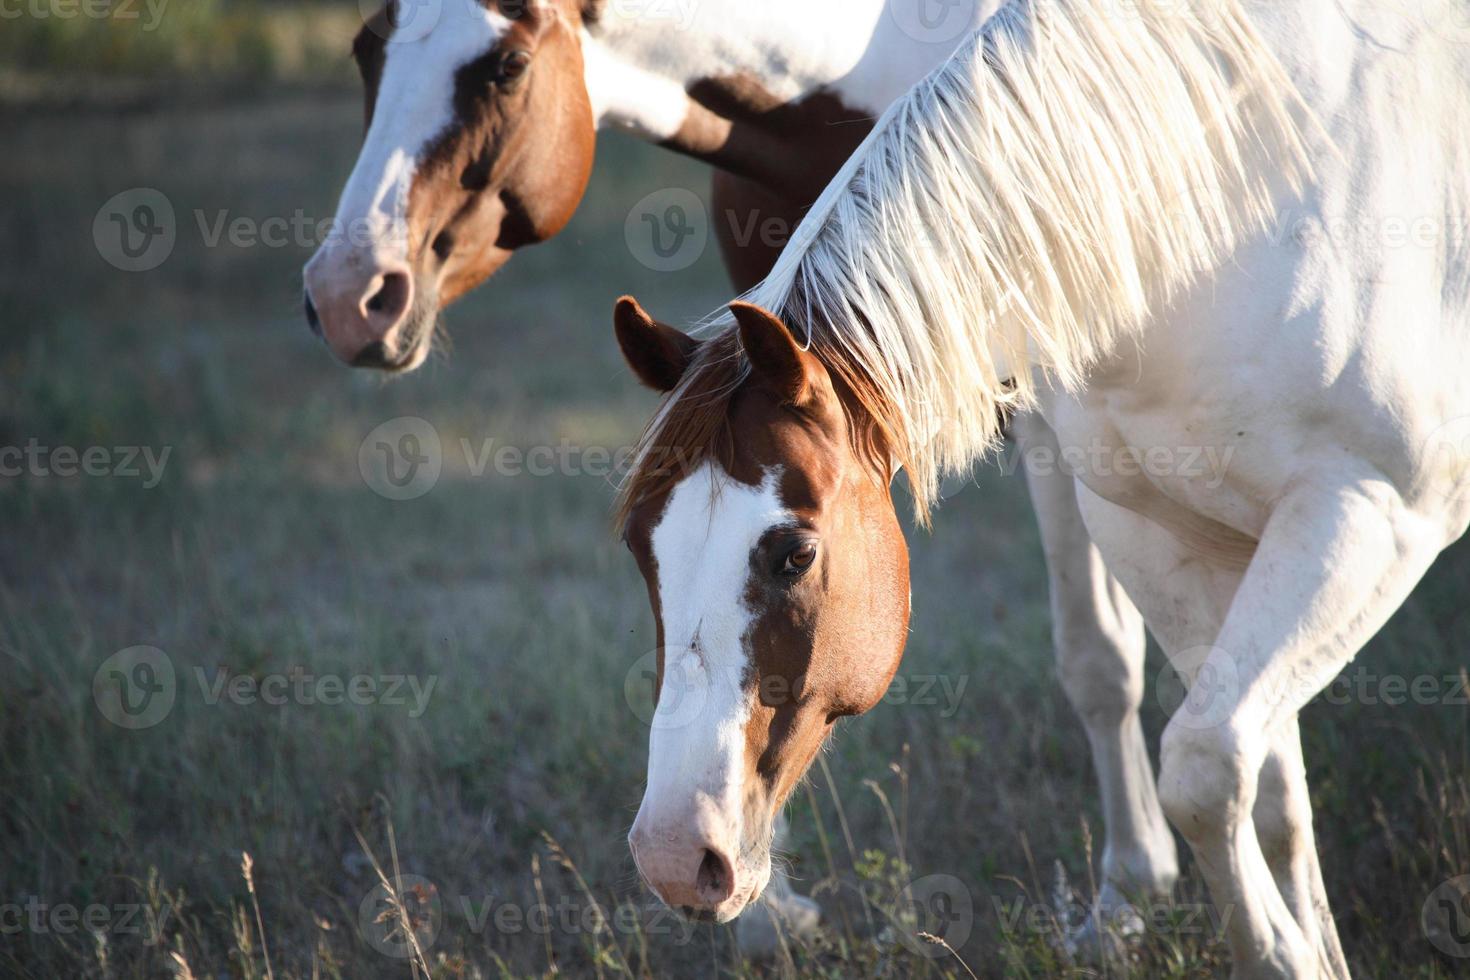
left=664, top=73, right=875, bottom=205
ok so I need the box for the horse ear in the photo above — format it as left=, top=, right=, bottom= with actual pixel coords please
left=729, top=302, right=812, bottom=404
left=614, top=296, right=700, bottom=392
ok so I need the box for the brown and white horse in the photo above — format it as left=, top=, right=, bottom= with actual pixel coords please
left=302, top=0, right=1003, bottom=951
left=612, top=0, right=1470, bottom=974
left=301, top=0, right=996, bottom=369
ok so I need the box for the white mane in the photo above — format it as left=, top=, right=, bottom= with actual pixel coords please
left=653, top=0, right=1310, bottom=519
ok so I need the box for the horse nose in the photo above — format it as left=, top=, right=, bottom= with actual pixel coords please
left=302, top=250, right=415, bottom=366
left=629, top=822, right=739, bottom=917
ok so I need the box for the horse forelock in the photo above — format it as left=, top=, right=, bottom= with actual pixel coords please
left=613, top=323, right=897, bottom=534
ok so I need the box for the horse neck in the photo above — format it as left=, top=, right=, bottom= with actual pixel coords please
left=580, top=1, right=994, bottom=198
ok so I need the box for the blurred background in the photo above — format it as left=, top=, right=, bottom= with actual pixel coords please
left=1, top=3, right=1467, bottom=977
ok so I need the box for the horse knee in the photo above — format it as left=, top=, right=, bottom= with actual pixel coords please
left=1253, top=753, right=1309, bottom=868
left=1157, top=721, right=1261, bottom=842
left=1055, top=625, right=1143, bottom=726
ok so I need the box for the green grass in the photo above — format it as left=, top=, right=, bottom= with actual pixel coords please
left=0, top=90, right=1467, bottom=978
left=0, top=0, right=363, bottom=85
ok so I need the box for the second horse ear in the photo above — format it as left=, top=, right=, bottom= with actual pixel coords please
left=613, top=296, right=701, bottom=392
left=729, top=302, right=815, bottom=405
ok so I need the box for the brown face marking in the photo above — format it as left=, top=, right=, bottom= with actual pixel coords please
left=418, top=1, right=596, bottom=306
left=349, top=0, right=597, bottom=314
left=351, top=8, right=390, bottom=127
left=617, top=299, right=911, bottom=828
left=727, top=339, right=911, bottom=810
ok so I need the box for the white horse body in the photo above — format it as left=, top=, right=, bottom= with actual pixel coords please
left=1049, top=0, right=1470, bottom=552
left=620, top=0, right=1469, bottom=973
left=1033, top=1, right=1470, bottom=972
left=583, top=0, right=1000, bottom=138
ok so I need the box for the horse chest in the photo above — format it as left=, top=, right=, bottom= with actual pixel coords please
left=1040, top=380, right=1274, bottom=557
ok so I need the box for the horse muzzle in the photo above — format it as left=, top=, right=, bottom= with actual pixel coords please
left=303, top=245, right=429, bottom=371
left=628, top=795, right=773, bottom=923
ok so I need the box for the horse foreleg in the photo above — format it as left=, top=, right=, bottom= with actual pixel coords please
left=1015, top=413, right=1178, bottom=936
left=1254, top=717, right=1350, bottom=979
left=1144, top=479, right=1442, bottom=978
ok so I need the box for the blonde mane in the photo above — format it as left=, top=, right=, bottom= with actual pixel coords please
left=618, top=0, right=1309, bottom=525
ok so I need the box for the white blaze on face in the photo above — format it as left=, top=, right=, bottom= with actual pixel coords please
left=639, top=463, right=792, bottom=833
left=329, top=1, right=515, bottom=266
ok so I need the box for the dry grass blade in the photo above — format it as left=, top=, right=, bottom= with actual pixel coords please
left=240, top=853, right=275, bottom=980
left=819, top=754, right=874, bottom=936
left=541, top=831, right=636, bottom=978
left=862, top=777, right=907, bottom=873
left=531, top=853, right=559, bottom=977
left=351, top=824, right=434, bottom=980
left=917, top=931, right=979, bottom=980
left=168, top=951, right=198, bottom=980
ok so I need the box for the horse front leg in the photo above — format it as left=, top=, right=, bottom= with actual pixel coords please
left=1014, top=412, right=1178, bottom=948
left=1145, top=478, right=1443, bottom=978
left=1254, top=716, right=1350, bottom=978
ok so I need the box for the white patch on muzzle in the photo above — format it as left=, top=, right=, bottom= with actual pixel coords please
left=638, top=464, right=791, bottom=833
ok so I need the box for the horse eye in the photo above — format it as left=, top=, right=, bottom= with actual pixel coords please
left=781, top=542, right=818, bottom=576
left=500, top=50, right=531, bottom=84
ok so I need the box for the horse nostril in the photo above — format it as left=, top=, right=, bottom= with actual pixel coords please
left=696, top=848, right=733, bottom=905
left=304, top=292, right=322, bottom=337
left=365, top=270, right=412, bottom=320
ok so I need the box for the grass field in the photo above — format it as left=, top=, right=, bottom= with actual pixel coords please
left=1, top=89, right=1467, bottom=979
left=0, top=1, right=363, bottom=87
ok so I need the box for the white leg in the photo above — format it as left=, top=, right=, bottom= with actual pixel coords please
left=1082, top=477, right=1441, bottom=978
left=1015, top=414, right=1178, bottom=917
left=1254, top=718, right=1350, bottom=978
